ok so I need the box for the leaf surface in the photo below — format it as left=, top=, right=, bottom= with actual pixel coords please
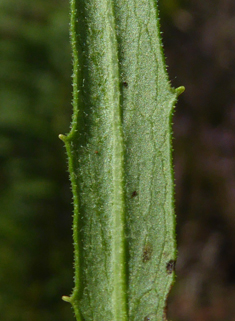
left=61, top=0, right=184, bottom=320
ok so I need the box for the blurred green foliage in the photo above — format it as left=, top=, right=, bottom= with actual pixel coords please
left=0, top=0, right=74, bottom=320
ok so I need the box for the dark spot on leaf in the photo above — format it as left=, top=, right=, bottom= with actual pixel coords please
left=142, top=243, right=153, bottom=263
left=131, top=191, right=137, bottom=197
left=123, top=81, right=128, bottom=87
left=166, top=259, right=176, bottom=274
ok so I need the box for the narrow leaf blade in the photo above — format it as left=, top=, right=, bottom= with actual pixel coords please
left=62, top=0, right=184, bottom=320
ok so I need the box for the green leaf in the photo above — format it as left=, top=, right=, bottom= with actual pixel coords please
left=61, top=0, right=184, bottom=320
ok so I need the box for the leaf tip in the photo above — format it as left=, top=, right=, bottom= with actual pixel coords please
left=175, top=86, right=185, bottom=96
left=58, top=134, right=67, bottom=142
left=62, top=295, right=72, bottom=303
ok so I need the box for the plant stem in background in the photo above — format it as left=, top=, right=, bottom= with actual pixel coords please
left=60, top=0, right=184, bottom=320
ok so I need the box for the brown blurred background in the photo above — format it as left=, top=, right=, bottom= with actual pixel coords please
left=159, top=0, right=235, bottom=320
left=0, top=0, right=235, bottom=320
